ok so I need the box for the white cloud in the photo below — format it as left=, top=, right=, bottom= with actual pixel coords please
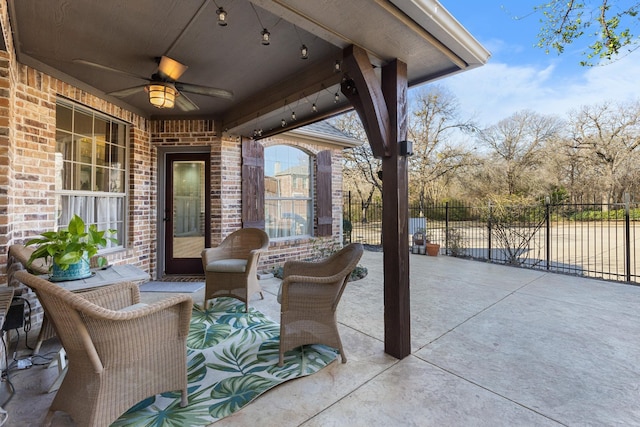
left=432, top=51, right=640, bottom=127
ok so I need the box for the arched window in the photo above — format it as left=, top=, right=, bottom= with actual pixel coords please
left=241, top=138, right=332, bottom=238
left=264, top=146, right=312, bottom=239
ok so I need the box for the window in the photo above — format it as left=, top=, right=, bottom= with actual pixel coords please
left=264, top=146, right=312, bottom=238
left=241, top=138, right=332, bottom=238
left=55, top=102, right=127, bottom=248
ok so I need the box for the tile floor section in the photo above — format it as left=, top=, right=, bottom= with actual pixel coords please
left=3, top=250, right=640, bottom=426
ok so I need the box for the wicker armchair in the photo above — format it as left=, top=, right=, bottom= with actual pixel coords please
left=14, top=270, right=193, bottom=427
left=278, top=243, right=364, bottom=366
left=7, top=244, right=49, bottom=284
left=201, top=228, right=270, bottom=311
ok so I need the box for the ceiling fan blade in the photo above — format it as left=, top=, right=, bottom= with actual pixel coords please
left=107, top=85, right=147, bottom=98
left=175, top=92, right=200, bottom=112
left=158, top=56, right=188, bottom=81
left=73, top=59, right=148, bottom=81
left=176, top=83, right=234, bottom=100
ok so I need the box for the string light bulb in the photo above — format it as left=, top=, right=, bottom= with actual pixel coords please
left=334, top=92, right=339, bottom=103
left=216, top=7, right=228, bottom=26
left=334, top=60, right=341, bottom=72
left=312, top=103, right=318, bottom=113
left=300, top=44, right=308, bottom=59
left=261, top=28, right=271, bottom=45
left=291, top=111, right=296, bottom=121
left=281, top=118, right=287, bottom=127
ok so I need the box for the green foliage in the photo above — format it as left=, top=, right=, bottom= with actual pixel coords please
left=534, top=1, right=640, bottom=65
left=569, top=208, right=640, bottom=221
left=25, top=214, right=116, bottom=271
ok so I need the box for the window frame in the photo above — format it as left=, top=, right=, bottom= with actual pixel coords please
left=264, top=144, right=314, bottom=240
left=55, top=100, right=129, bottom=251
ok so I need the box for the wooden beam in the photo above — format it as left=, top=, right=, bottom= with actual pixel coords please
left=221, top=55, right=343, bottom=132
left=381, top=59, right=411, bottom=360
left=340, top=45, right=390, bottom=158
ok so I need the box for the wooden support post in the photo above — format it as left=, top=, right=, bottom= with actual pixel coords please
left=341, top=45, right=411, bottom=359
left=381, top=59, right=411, bottom=359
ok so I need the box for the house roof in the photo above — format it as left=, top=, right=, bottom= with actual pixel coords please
left=6, top=0, right=489, bottom=138
left=287, top=120, right=363, bottom=148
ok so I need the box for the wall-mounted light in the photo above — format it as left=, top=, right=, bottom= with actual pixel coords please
left=261, top=28, right=271, bottom=45
left=216, top=7, right=228, bottom=26
left=399, top=140, right=414, bottom=156
left=145, top=83, right=177, bottom=109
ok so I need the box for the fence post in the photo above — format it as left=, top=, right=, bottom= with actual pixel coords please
left=487, top=201, right=492, bottom=261
left=445, top=201, right=449, bottom=255
left=625, top=193, right=631, bottom=283
left=545, top=196, right=551, bottom=270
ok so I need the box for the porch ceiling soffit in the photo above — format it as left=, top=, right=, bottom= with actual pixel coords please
left=7, top=0, right=489, bottom=138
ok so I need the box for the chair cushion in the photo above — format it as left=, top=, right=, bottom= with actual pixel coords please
left=206, top=259, right=247, bottom=273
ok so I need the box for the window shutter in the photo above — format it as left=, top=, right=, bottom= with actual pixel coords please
left=242, top=138, right=265, bottom=229
left=316, top=150, right=332, bottom=236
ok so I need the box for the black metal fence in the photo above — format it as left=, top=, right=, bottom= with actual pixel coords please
left=343, top=195, right=640, bottom=284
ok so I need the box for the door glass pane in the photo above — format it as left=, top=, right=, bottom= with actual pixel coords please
left=173, top=161, right=205, bottom=258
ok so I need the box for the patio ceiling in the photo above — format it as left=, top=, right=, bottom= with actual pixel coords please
left=7, top=0, right=489, bottom=138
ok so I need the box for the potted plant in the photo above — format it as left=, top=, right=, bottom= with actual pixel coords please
left=26, top=214, right=116, bottom=281
left=425, top=232, right=440, bottom=256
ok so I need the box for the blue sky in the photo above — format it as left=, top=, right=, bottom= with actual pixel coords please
left=423, top=1, right=640, bottom=127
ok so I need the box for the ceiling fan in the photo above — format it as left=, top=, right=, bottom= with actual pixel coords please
left=74, top=55, right=234, bottom=111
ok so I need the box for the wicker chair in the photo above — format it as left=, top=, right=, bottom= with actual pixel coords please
left=7, top=244, right=49, bottom=283
left=201, top=228, right=270, bottom=311
left=278, top=243, right=364, bottom=366
left=14, top=270, right=193, bottom=427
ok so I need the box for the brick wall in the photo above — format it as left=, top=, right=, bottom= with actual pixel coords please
left=0, top=1, right=347, bottom=282
left=6, top=72, right=154, bottom=276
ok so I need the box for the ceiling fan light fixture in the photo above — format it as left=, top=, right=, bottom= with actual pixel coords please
left=146, top=83, right=178, bottom=109
left=216, top=7, right=228, bottom=26
left=158, top=56, right=188, bottom=81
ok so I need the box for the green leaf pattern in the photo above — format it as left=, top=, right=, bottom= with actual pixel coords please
left=113, top=297, right=338, bottom=426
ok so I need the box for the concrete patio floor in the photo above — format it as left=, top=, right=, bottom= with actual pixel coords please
left=5, top=249, right=640, bottom=426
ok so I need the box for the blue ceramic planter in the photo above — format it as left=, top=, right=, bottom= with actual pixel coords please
left=50, top=254, right=92, bottom=282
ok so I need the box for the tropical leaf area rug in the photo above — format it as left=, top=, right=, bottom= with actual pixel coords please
left=112, top=297, right=338, bottom=426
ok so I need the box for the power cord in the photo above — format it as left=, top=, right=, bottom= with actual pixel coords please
left=0, top=296, right=37, bottom=427
left=14, top=297, right=33, bottom=351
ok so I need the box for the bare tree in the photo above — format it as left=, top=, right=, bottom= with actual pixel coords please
left=331, top=112, right=382, bottom=223
left=408, top=86, right=478, bottom=209
left=568, top=100, right=640, bottom=203
left=478, top=110, right=562, bottom=196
